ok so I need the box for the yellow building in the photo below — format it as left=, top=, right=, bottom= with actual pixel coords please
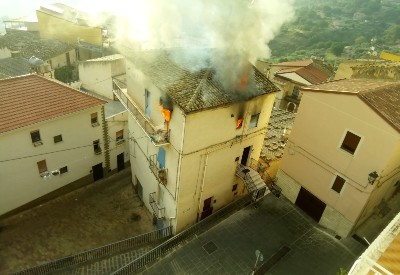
left=276, top=79, right=400, bottom=237
left=36, top=3, right=103, bottom=47
left=113, top=49, right=278, bottom=233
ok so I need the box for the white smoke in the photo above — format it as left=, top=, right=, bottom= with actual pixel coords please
left=75, top=0, right=295, bottom=89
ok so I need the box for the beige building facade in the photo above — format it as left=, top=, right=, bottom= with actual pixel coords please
left=79, top=54, right=126, bottom=99
left=0, top=75, right=107, bottom=217
left=276, top=79, right=400, bottom=237
left=114, top=50, right=278, bottom=233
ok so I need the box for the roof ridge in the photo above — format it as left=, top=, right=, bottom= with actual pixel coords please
left=184, top=69, right=212, bottom=110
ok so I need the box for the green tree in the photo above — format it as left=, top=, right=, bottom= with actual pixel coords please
left=355, top=36, right=366, bottom=45
left=54, top=66, right=74, bottom=83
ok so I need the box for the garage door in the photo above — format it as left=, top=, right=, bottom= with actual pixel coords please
left=295, top=187, right=326, bottom=222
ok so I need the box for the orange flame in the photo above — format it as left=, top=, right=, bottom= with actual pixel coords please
left=159, top=105, right=171, bottom=123
left=236, top=118, right=243, bottom=129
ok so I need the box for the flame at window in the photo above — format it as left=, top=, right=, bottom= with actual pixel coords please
left=236, top=118, right=243, bottom=129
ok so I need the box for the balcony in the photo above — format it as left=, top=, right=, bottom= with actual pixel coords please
left=113, top=79, right=170, bottom=146
left=149, top=192, right=165, bottom=219
left=149, top=154, right=168, bottom=186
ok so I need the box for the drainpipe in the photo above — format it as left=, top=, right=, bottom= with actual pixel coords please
left=173, top=112, right=186, bottom=230
left=197, top=153, right=209, bottom=220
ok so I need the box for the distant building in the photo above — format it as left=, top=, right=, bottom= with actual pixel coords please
left=0, top=74, right=107, bottom=218
left=36, top=3, right=110, bottom=60
left=79, top=54, right=126, bottom=99
left=256, top=59, right=333, bottom=112
left=0, top=30, right=76, bottom=70
left=276, top=79, right=400, bottom=237
left=3, top=16, right=38, bottom=33
left=114, top=49, right=278, bottom=233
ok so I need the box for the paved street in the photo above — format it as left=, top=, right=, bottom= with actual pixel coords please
left=0, top=168, right=155, bottom=274
left=140, top=194, right=366, bottom=275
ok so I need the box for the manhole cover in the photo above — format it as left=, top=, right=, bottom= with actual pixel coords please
left=131, top=213, right=141, bottom=221
left=203, top=241, right=218, bottom=255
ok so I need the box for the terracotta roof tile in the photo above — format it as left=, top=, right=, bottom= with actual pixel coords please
left=275, top=65, right=330, bottom=85
left=0, top=74, right=106, bottom=134
left=302, top=79, right=400, bottom=133
left=128, top=49, right=278, bottom=114
left=273, top=60, right=313, bottom=67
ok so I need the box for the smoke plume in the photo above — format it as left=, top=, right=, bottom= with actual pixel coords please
left=77, top=0, right=295, bottom=89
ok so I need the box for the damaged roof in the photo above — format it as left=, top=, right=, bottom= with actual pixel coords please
left=0, top=31, right=74, bottom=61
left=127, top=49, right=278, bottom=114
left=302, top=79, right=400, bottom=133
left=0, top=74, right=106, bottom=134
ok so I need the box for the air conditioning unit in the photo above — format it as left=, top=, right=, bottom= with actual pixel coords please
left=51, top=170, right=60, bottom=176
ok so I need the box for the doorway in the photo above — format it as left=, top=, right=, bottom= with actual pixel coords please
left=200, top=197, right=214, bottom=220
left=241, top=146, right=251, bottom=166
left=92, top=163, right=104, bottom=181
left=295, top=187, right=326, bottom=222
left=117, top=153, right=124, bottom=171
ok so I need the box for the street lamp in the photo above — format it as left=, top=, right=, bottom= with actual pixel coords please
left=251, top=250, right=263, bottom=274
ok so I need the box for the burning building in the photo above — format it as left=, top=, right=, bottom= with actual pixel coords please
left=113, top=48, right=279, bottom=233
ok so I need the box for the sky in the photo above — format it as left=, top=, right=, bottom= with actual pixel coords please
left=0, top=0, right=81, bottom=19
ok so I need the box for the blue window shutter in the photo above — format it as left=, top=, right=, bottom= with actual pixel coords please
left=158, top=147, right=166, bottom=169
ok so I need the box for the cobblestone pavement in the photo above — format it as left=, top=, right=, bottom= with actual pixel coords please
left=0, top=168, right=155, bottom=274
left=139, top=194, right=366, bottom=275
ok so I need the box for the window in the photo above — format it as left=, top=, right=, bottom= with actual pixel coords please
left=60, top=166, right=68, bottom=174
left=145, top=89, right=151, bottom=118
left=232, top=184, right=238, bottom=192
left=54, top=134, right=63, bottom=143
left=93, top=140, right=101, bottom=154
left=249, top=113, right=260, bottom=129
left=37, top=160, right=48, bottom=174
left=236, top=118, right=243, bottom=129
left=116, top=130, right=124, bottom=144
left=292, top=86, right=300, bottom=98
left=91, top=113, right=99, bottom=126
left=31, top=130, right=42, bottom=146
left=341, top=131, right=361, bottom=154
left=332, top=175, right=345, bottom=193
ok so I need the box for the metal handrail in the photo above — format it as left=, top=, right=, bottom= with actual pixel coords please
left=112, top=193, right=254, bottom=274
left=113, top=87, right=169, bottom=146
left=13, top=227, right=173, bottom=275
left=149, top=155, right=168, bottom=185
left=149, top=192, right=165, bottom=219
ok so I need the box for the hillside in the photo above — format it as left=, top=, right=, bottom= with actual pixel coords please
left=269, top=0, right=400, bottom=63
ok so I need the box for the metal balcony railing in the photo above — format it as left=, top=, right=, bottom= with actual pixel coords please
left=112, top=81, right=170, bottom=146
left=149, top=154, right=168, bottom=186
left=149, top=192, right=165, bottom=219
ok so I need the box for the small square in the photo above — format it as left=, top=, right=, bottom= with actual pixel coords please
left=203, top=241, right=218, bottom=255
